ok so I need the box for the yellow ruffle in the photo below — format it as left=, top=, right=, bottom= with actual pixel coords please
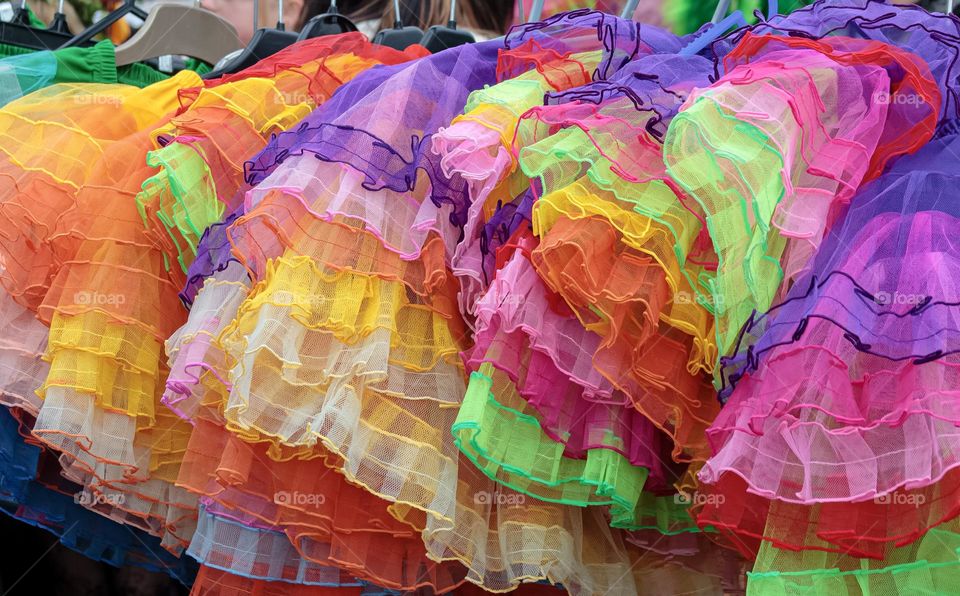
left=533, top=175, right=718, bottom=373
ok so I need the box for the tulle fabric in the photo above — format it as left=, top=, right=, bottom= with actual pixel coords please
left=177, top=415, right=471, bottom=592
left=0, top=406, right=198, bottom=583
left=747, top=522, right=960, bottom=596
left=190, top=565, right=362, bottom=596
left=467, top=248, right=669, bottom=472
left=188, top=504, right=366, bottom=586
left=695, top=469, right=960, bottom=560
left=699, top=134, right=960, bottom=533
left=0, top=51, right=57, bottom=107
left=663, top=33, right=939, bottom=362
left=432, top=55, right=600, bottom=322
left=734, top=0, right=960, bottom=127
left=435, top=21, right=686, bottom=325
left=0, top=35, right=424, bottom=557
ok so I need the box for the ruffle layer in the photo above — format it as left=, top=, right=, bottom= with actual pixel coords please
left=164, top=263, right=251, bottom=422
left=706, top=135, right=960, bottom=503
left=177, top=417, right=470, bottom=592
left=188, top=504, right=364, bottom=586
left=0, top=408, right=197, bottom=583
left=0, top=290, right=48, bottom=413
left=742, top=0, right=960, bottom=126
left=467, top=249, right=669, bottom=476
left=663, top=34, right=938, bottom=358
left=696, top=471, right=960, bottom=560
left=747, top=523, right=960, bottom=596
left=190, top=564, right=362, bottom=596
left=455, top=362, right=697, bottom=532
left=704, top=346, right=960, bottom=503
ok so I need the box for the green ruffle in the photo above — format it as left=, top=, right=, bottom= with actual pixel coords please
left=454, top=363, right=698, bottom=533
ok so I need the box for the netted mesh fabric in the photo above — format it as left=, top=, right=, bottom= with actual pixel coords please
left=0, top=73, right=198, bottom=311
left=457, top=360, right=686, bottom=530
left=746, top=521, right=960, bottom=596
left=215, top=258, right=466, bottom=518
left=188, top=504, right=363, bottom=586
left=32, top=387, right=198, bottom=551
left=0, top=407, right=198, bottom=582
left=732, top=0, right=960, bottom=128
left=431, top=54, right=600, bottom=322
left=705, top=133, right=960, bottom=509
left=500, top=9, right=682, bottom=82
left=467, top=248, right=670, bottom=475
left=531, top=198, right=718, bottom=461
left=0, top=290, right=48, bottom=414
left=190, top=565, right=362, bottom=596
left=138, top=43, right=416, bottom=280
left=177, top=416, right=470, bottom=592
left=517, top=55, right=720, bottom=376
left=663, top=34, right=938, bottom=363
left=228, top=192, right=459, bottom=312
left=410, top=458, right=712, bottom=593
left=164, top=263, right=251, bottom=423
left=0, top=50, right=57, bottom=107
left=182, top=208, right=243, bottom=307
left=694, top=470, right=960, bottom=561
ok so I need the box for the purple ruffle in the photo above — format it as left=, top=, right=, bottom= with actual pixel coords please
left=719, top=132, right=960, bottom=401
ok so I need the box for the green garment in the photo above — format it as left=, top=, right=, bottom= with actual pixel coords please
left=665, top=0, right=815, bottom=35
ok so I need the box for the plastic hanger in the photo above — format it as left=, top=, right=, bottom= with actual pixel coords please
left=298, top=0, right=358, bottom=40
left=620, top=0, right=639, bottom=19
left=372, top=0, right=422, bottom=49
left=202, top=0, right=296, bottom=78
left=767, top=0, right=778, bottom=18
left=527, top=0, right=544, bottom=22
left=0, top=0, right=84, bottom=49
left=678, top=0, right=746, bottom=56
left=63, top=0, right=148, bottom=47
left=420, top=0, right=475, bottom=53
left=47, top=0, right=71, bottom=34
left=114, top=1, right=242, bottom=67
left=949, top=0, right=955, bottom=15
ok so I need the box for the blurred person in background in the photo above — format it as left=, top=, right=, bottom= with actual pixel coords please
left=293, top=0, right=515, bottom=40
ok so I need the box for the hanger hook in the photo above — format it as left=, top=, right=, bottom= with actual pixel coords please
left=528, top=0, right=543, bottom=22
left=277, top=0, right=284, bottom=29
left=711, top=0, right=732, bottom=24
left=620, top=0, right=639, bottom=19
left=949, top=0, right=955, bottom=15
left=449, top=0, right=457, bottom=27
left=392, top=0, right=401, bottom=27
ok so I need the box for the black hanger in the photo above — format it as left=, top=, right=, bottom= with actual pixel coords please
left=372, top=0, right=422, bottom=50
left=297, top=0, right=357, bottom=40
left=202, top=0, right=296, bottom=78
left=0, top=0, right=86, bottom=50
left=62, top=0, right=148, bottom=47
left=47, top=0, right=71, bottom=34
left=419, top=0, right=474, bottom=53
